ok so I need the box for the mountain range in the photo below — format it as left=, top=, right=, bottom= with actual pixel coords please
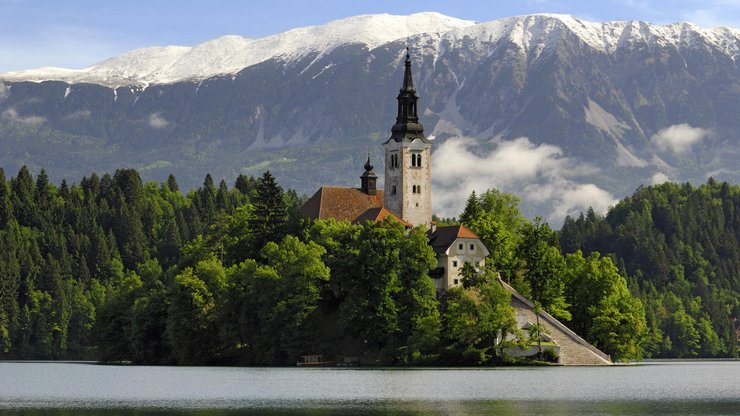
left=1, top=12, right=739, bottom=220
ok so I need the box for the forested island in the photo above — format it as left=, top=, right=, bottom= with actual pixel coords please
left=0, top=166, right=737, bottom=365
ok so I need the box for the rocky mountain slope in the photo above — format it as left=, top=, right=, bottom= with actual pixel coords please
left=1, top=12, right=739, bottom=220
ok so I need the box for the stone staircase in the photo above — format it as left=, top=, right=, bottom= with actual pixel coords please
left=502, top=279, right=612, bottom=365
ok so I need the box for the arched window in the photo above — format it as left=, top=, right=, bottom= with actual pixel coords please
left=391, top=185, right=397, bottom=195
left=410, top=153, right=421, bottom=167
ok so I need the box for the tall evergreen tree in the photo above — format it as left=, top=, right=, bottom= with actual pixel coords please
left=250, top=171, right=287, bottom=255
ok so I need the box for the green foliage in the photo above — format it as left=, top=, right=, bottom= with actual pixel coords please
left=441, top=277, right=516, bottom=365
left=560, top=180, right=740, bottom=358
left=1, top=163, right=730, bottom=365
left=460, top=189, right=526, bottom=275
left=564, top=251, right=646, bottom=360
left=250, top=171, right=288, bottom=256
left=516, top=219, right=570, bottom=321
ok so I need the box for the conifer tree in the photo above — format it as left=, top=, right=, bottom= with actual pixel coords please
left=250, top=171, right=287, bottom=255
left=0, top=168, right=12, bottom=228
left=166, top=174, right=179, bottom=193
left=11, top=166, right=36, bottom=226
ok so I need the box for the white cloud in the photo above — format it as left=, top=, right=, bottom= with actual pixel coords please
left=431, top=136, right=617, bottom=222
left=651, top=172, right=670, bottom=184
left=651, top=123, right=708, bottom=154
left=551, top=184, right=617, bottom=222
left=147, top=112, right=170, bottom=129
left=1, top=107, right=45, bottom=126
left=64, top=109, right=91, bottom=120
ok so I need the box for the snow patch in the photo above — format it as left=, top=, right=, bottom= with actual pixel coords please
left=0, top=82, right=8, bottom=100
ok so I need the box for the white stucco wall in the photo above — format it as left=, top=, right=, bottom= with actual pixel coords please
left=437, top=238, right=488, bottom=289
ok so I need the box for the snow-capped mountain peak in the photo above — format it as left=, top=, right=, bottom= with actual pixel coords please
left=0, top=12, right=475, bottom=87
left=1, top=12, right=738, bottom=87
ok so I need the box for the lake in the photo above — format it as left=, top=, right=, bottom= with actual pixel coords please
left=1, top=361, right=739, bottom=415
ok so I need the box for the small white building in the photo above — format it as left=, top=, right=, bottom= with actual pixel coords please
left=427, top=224, right=490, bottom=290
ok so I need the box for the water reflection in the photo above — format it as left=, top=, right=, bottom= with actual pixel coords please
left=3, top=401, right=740, bottom=416
left=1, top=361, right=739, bottom=415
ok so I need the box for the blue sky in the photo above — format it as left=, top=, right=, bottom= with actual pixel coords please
left=1, top=0, right=739, bottom=72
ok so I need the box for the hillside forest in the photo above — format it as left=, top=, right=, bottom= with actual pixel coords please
left=0, top=166, right=737, bottom=365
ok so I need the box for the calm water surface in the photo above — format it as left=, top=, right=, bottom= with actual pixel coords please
left=1, top=361, right=739, bottom=415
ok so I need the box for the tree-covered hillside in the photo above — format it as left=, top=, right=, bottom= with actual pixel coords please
left=0, top=166, right=735, bottom=364
left=560, top=180, right=740, bottom=357
left=0, top=166, right=521, bottom=364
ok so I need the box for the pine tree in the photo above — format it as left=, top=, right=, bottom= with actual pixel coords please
left=460, top=190, right=480, bottom=225
left=199, top=174, right=217, bottom=224
left=215, top=179, right=231, bottom=213
left=10, top=166, right=36, bottom=226
left=0, top=168, right=12, bottom=228
left=250, top=171, right=287, bottom=255
left=166, top=174, right=180, bottom=193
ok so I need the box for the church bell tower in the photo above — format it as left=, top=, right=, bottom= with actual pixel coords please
left=383, top=48, right=432, bottom=229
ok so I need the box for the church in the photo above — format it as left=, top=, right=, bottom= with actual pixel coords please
left=302, top=48, right=613, bottom=365
left=302, top=48, right=487, bottom=291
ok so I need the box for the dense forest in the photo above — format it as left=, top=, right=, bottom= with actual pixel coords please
left=0, top=166, right=736, bottom=365
left=560, top=180, right=740, bottom=358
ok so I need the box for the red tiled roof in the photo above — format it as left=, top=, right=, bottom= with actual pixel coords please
left=302, top=186, right=385, bottom=222
left=353, top=207, right=412, bottom=227
left=427, top=224, right=480, bottom=254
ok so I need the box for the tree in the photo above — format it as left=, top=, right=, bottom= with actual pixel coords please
left=166, top=174, right=179, bottom=193
left=258, top=236, right=330, bottom=363
left=442, top=287, right=487, bottom=364
left=165, top=258, right=227, bottom=365
left=339, top=220, right=404, bottom=356
left=517, top=219, right=570, bottom=321
left=250, top=171, right=287, bottom=256
left=96, top=272, right=143, bottom=361
left=460, top=189, right=526, bottom=277
left=564, top=251, right=646, bottom=361
left=10, top=166, right=37, bottom=226
left=396, top=227, right=440, bottom=363
left=441, top=276, right=517, bottom=365
left=129, top=260, right=171, bottom=364
left=461, top=262, right=487, bottom=289
left=0, top=168, right=12, bottom=227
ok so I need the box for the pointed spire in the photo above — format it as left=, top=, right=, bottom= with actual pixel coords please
left=402, top=47, right=415, bottom=92
left=388, top=47, right=426, bottom=143
left=364, top=151, right=374, bottom=172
